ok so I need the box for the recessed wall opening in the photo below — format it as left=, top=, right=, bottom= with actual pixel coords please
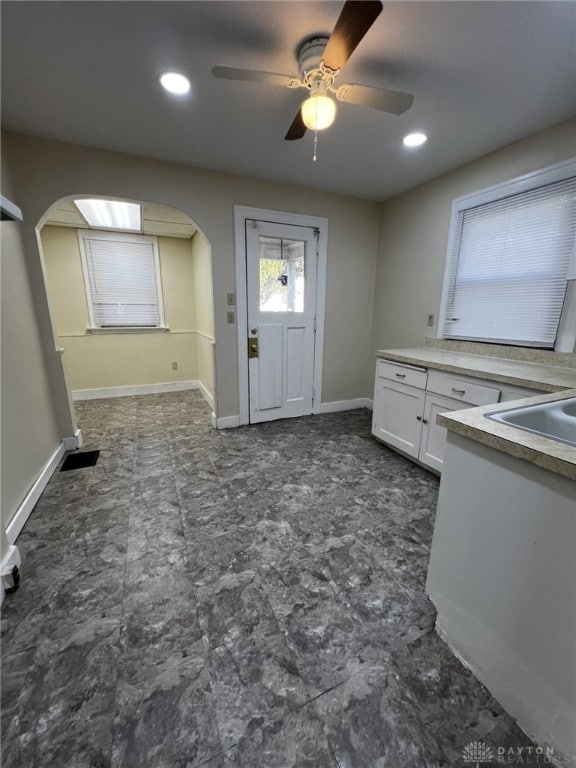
left=36, top=195, right=216, bottom=420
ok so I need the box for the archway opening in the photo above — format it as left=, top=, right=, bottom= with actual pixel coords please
left=36, top=195, right=216, bottom=430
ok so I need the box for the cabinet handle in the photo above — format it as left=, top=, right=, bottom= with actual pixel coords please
left=451, top=388, right=466, bottom=395
left=416, top=415, right=422, bottom=421
left=422, top=419, right=428, bottom=424
left=395, top=373, right=406, bottom=379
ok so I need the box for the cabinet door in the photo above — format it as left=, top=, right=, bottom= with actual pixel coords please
left=372, top=379, right=425, bottom=458
left=419, top=393, right=473, bottom=473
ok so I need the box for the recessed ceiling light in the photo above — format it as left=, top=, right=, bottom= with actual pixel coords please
left=403, top=132, right=428, bottom=148
left=74, top=199, right=141, bottom=230
left=159, top=72, right=191, bottom=95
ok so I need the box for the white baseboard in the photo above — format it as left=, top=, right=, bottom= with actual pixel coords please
left=211, top=401, right=371, bottom=429
left=211, top=413, right=241, bottom=429
left=72, top=380, right=199, bottom=401
left=1, top=544, right=21, bottom=605
left=1, top=544, right=21, bottom=575
left=6, top=443, right=65, bottom=545
left=62, top=428, right=83, bottom=451
left=72, top=380, right=214, bottom=410
left=197, top=380, right=214, bottom=411
left=433, top=595, right=573, bottom=762
left=319, top=398, right=372, bottom=414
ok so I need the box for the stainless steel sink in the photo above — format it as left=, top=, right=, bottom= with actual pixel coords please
left=486, top=396, right=576, bottom=447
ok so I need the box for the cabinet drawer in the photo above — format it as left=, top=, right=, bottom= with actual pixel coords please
left=377, top=360, right=427, bottom=389
left=427, top=371, right=500, bottom=406
left=499, top=384, right=541, bottom=402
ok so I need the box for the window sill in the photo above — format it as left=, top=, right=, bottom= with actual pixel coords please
left=86, top=327, right=170, bottom=334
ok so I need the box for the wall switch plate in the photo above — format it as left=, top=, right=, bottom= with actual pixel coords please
left=227, top=312, right=235, bottom=324
left=427, top=314, right=435, bottom=327
left=227, top=293, right=236, bottom=306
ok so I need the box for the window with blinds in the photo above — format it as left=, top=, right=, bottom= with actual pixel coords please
left=79, top=231, right=164, bottom=328
left=440, top=163, right=576, bottom=349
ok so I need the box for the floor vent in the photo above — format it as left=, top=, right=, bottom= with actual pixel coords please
left=60, top=450, right=100, bottom=471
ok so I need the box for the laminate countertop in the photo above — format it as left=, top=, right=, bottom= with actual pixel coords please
left=375, top=347, right=576, bottom=480
left=376, top=347, right=576, bottom=392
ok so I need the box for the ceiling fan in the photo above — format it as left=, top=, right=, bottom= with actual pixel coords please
left=212, top=0, right=414, bottom=141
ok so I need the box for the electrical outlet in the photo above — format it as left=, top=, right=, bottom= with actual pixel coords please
left=227, top=293, right=236, bottom=306
left=172, top=362, right=178, bottom=370
left=227, top=312, right=235, bottom=324
left=427, top=314, right=435, bottom=327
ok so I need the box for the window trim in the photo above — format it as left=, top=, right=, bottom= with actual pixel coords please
left=437, top=158, right=576, bottom=351
left=78, top=229, right=166, bottom=331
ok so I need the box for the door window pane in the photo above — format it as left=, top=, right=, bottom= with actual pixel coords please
left=259, top=236, right=305, bottom=312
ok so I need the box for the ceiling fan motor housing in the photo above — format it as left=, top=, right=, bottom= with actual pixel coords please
left=298, top=37, right=330, bottom=86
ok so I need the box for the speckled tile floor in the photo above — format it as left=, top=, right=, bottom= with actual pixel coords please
left=1, top=391, right=533, bottom=767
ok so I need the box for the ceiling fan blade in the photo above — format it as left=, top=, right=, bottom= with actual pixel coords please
left=212, top=66, right=300, bottom=89
left=285, top=110, right=307, bottom=141
left=336, top=82, right=414, bottom=115
left=322, top=0, right=383, bottom=74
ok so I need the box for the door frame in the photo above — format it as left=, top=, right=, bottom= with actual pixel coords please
left=234, top=205, right=328, bottom=426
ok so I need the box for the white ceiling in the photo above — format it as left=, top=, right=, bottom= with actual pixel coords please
left=2, top=1, right=575, bottom=201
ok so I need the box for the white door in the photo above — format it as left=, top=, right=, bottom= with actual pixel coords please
left=245, top=220, right=318, bottom=423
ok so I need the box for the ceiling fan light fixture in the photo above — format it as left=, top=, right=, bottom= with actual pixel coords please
left=301, top=94, right=337, bottom=131
left=159, top=72, right=191, bottom=96
left=403, top=132, right=427, bottom=148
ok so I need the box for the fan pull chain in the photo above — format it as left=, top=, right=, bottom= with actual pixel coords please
left=313, top=129, right=318, bottom=162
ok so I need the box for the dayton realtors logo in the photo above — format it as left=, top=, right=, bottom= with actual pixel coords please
left=462, top=741, right=565, bottom=765
left=462, top=741, right=494, bottom=767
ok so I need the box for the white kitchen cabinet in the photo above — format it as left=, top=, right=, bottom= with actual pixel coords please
left=426, top=370, right=501, bottom=407
left=498, top=382, right=544, bottom=402
left=373, top=382, right=470, bottom=472
left=376, top=359, right=428, bottom=389
left=426, top=431, right=576, bottom=757
left=372, top=377, right=425, bottom=458
left=419, top=393, right=472, bottom=472
left=372, top=358, right=503, bottom=473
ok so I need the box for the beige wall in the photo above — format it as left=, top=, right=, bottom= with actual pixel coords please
left=4, top=132, right=381, bottom=419
left=372, top=118, right=576, bottom=354
left=2, top=122, right=573, bottom=543
left=191, top=230, right=215, bottom=401
left=41, top=225, right=199, bottom=391
left=1, top=151, right=63, bottom=536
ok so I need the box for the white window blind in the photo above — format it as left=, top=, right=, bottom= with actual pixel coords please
left=441, top=175, right=576, bottom=348
left=80, top=232, right=163, bottom=327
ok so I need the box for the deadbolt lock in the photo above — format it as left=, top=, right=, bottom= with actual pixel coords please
left=248, top=337, right=259, bottom=359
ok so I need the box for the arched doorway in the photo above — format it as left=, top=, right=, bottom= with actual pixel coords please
left=36, top=195, right=216, bottom=433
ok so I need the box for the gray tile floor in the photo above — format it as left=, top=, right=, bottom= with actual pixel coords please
left=1, top=391, right=533, bottom=767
